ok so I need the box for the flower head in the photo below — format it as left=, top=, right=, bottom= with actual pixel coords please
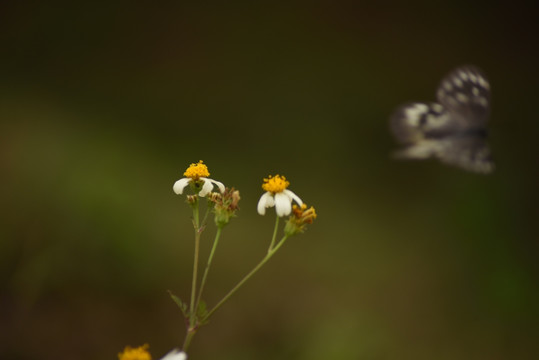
left=257, top=175, right=303, bottom=217
left=118, top=344, right=152, bottom=360
left=209, top=187, right=241, bottom=227
left=284, top=203, right=317, bottom=236
left=173, top=160, right=225, bottom=197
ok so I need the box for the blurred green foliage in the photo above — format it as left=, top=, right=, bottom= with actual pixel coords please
left=1, top=1, right=538, bottom=359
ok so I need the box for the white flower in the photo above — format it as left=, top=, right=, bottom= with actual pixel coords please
left=173, top=177, right=225, bottom=197
left=160, top=349, right=187, bottom=360
left=257, top=175, right=303, bottom=217
left=173, top=160, right=225, bottom=197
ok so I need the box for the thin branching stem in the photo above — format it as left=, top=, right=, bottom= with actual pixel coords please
left=195, top=226, right=223, bottom=311
left=189, top=200, right=201, bottom=324
left=205, top=232, right=289, bottom=321
left=268, top=215, right=280, bottom=252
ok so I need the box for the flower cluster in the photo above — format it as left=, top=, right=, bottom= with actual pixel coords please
left=121, top=161, right=317, bottom=358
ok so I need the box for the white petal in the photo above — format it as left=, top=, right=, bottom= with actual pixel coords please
left=199, top=178, right=213, bottom=197
left=274, top=192, right=292, bottom=217
left=173, top=178, right=190, bottom=194
left=208, top=178, right=225, bottom=193
left=266, top=193, right=275, bottom=207
left=283, top=189, right=303, bottom=206
left=257, top=192, right=274, bottom=215
left=160, top=349, right=187, bottom=360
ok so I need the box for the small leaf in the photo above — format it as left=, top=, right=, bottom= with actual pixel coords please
left=196, top=300, right=210, bottom=325
left=168, top=290, right=189, bottom=318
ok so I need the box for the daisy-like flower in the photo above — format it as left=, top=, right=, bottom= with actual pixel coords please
left=257, top=175, right=303, bottom=217
left=173, top=160, right=225, bottom=197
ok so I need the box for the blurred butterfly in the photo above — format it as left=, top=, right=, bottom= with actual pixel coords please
left=390, top=65, right=494, bottom=173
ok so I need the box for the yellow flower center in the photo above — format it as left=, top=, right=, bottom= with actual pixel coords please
left=262, top=175, right=289, bottom=193
left=118, top=344, right=152, bottom=360
left=184, top=160, right=210, bottom=180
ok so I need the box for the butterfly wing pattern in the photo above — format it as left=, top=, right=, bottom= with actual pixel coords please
left=390, top=65, right=494, bottom=173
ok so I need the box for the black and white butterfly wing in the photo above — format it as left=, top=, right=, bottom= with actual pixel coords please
left=435, top=65, right=493, bottom=173
left=390, top=65, right=494, bottom=173
left=435, top=135, right=493, bottom=173
left=436, top=65, right=490, bottom=126
left=390, top=101, right=454, bottom=147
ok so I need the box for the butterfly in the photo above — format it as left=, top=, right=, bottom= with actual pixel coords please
left=390, top=65, right=494, bottom=173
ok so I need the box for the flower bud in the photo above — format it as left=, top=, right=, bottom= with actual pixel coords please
left=212, top=187, right=241, bottom=227
left=284, top=204, right=317, bottom=236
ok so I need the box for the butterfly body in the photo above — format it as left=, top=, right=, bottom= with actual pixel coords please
left=390, top=65, right=494, bottom=173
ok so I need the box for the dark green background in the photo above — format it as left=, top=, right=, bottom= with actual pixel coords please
left=1, top=1, right=538, bottom=359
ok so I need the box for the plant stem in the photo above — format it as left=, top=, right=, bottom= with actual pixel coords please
left=189, top=201, right=201, bottom=323
left=195, top=226, right=223, bottom=311
left=182, top=327, right=196, bottom=352
left=267, top=215, right=280, bottom=252
left=200, top=205, right=211, bottom=229
left=204, top=234, right=289, bottom=321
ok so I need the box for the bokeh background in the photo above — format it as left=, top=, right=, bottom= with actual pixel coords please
left=1, top=1, right=538, bottom=359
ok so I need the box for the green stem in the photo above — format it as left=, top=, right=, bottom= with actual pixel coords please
left=267, top=215, right=280, bottom=252
left=189, top=202, right=201, bottom=323
left=204, top=234, right=289, bottom=321
left=182, top=327, right=196, bottom=352
left=195, top=226, right=223, bottom=311
left=200, top=205, right=211, bottom=229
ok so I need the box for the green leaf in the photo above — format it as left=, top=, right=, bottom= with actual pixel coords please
left=168, top=290, right=189, bottom=318
left=196, top=300, right=210, bottom=325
